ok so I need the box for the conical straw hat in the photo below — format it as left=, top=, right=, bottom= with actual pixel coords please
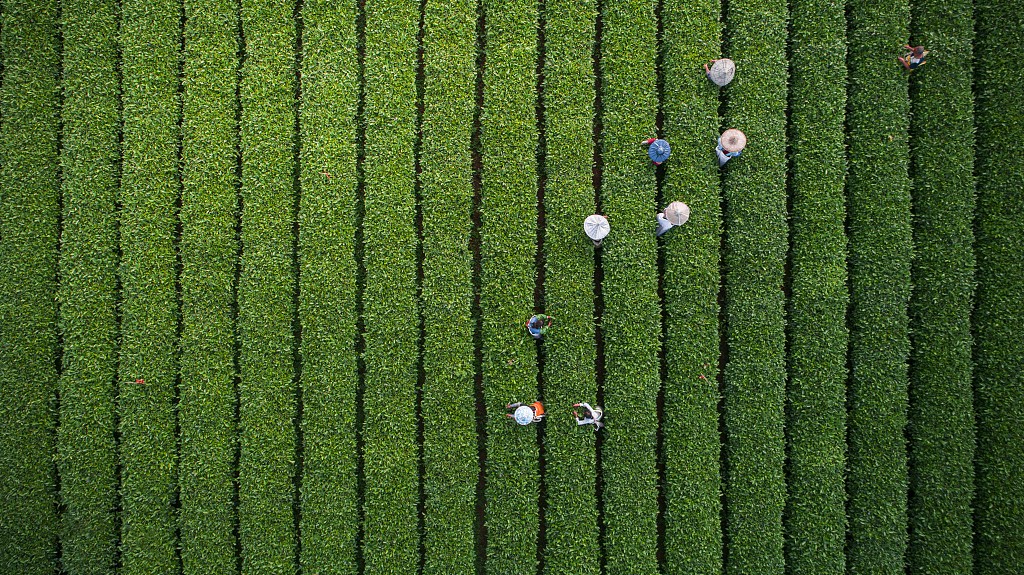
left=514, top=406, right=534, bottom=425
left=648, top=139, right=671, bottom=163
left=664, top=202, right=690, bottom=225
left=708, top=58, right=735, bottom=86
left=721, top=129, right=747, bottom=152
left=583, top=214, right=610, bottom=240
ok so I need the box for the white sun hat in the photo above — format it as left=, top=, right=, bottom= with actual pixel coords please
left=584, top=214, right=610, bottom=241
left=708, top=58, right=736, bottom=86
left=720, top=128, right=747, bottom=152
left=664, top=202, right=691, bottom=226
left=514, top=406, right=534, bottom=426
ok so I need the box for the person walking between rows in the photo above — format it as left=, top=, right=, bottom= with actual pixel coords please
left=507, top=401, right=546, bottom=425
left=716, top=128, right=746, bottom=166
left=643, top=138, right=671, bottom=165
left=704, top=58, right=736, bottom=87
left=526, top=314, right=553, bottom=340
left=584, top=214, right=610, bottom=247
left=898, top=45, right=929, bottom=71
left=656, top=201, right=690, bottom=237
left=573, top=402, right=604, bottom=430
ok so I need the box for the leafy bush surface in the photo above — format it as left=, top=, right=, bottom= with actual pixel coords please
left=972, top=0, right=1024, bottom=572
left=906, top=0, right=976, bottom=573
left=179, top=0, right=240, bottom=572
left=720, top=0, right=789, bottom=570
left=660, top=0, right=724, bottom=570
left=117, top=0, right=181, bottom=572
left=298, top=1, right=360, bottom=574
left=237, top=0, right=298, bottom=573
left=844, top=0, right=913, bottom=572
left=479, top=0, right=541, bottom=571
left=55, top=0, right=120, bottom=573
left=420, top=0, right=479, bottom=572
left=540, top=0, right=600, bottom=572
left=0, top=1, right=60, bottom=573
left=598, top=0, right=661, bottom=572
left=784, top=0, right=849, bottom=571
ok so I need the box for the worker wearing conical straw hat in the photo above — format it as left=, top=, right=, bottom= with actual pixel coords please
left=704, top=58, right=736, bottom=87
left=642, top=137, right=671, bottom=165
left=506, top=401, right=545, bottom=425
left=583, top=214, right=610, bottom=247
left=656, top=201, right=690, bottom=237
left=573, top=402, right=604, bottom=430
left=716, top=129, right=746, bottom=166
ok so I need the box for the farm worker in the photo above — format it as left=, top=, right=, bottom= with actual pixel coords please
left=507, top=401, right=546, bottom=425
left=573, top=403, right=604, bottom=430
left=584, top=214, right=610, bottom=247
left=656, top=201, right=690, bottom=237
left=704, top=58, right=736, bottom=87
left=643, top=138, right=671, bottom=165
left=898, top=45, right=930, bottom=71
left=716, top=129, right=746, bottom=166
left=526, top=314, right=553, bottom=339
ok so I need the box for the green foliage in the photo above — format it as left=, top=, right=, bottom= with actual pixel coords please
left=419, top=0, right=478, bottom=573
left=479, top=0, right=540, bottom=570
left=360, top=0, right=421, bottom=572
left=784, top=0, right=849, bottom=571
left=844, top=0, right=912, bottom=572
left=906, top=1, right=976, bottom=574
left=179, top=0, right=239, bottom=572
left=540, top=0, right=600, bottom=572
left=117, top=0, right=180, bottom=572
left=55, top=0, right=119, bottom=572
left=597, top=0, right=660, bottom=572
left=297, top=1, right=360, bottom=574
left=237, top=0, right=297, bottom=572
left=0, top=1, right=60, bottom=573
left=659, top=0, right=724, bottom=570
left=972, top=0, right=1024, bottom=572
left=719, top=0, right=789, bottom=572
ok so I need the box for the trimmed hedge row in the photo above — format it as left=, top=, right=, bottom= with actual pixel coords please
left=844, top=0, right=912, bottom=571
left=597, top=0, right=660, bottom=572
left=783, top=0, right=849, bottom=570
left=659, top=0, right=724, bottom=570
left=719, top=0, right=789, bottom=570
left=906, top=1, right=976, bottom=574
left=297, top=1, right=360, bottom=574
left=0, top=1, right=60, bottom=573
left=972, top=0, right=1024, bottom=572
left=360, top=0, right=421, bottom=573
left=55, top=0, right=120, bottom=572
left=479, top=0, right=540, bottom=569
left=419, top=0, right=478, bottom=573
left=237, top=0, right=297, bottom=573
left=540, top=0, right=600, bottom=572
left=116, top=0, right=181, bottom=572
left=179, top=0, right=239, bottom=571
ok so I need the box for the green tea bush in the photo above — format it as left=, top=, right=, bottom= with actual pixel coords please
left=719, top=0, right=789, bottom=570
left=55, top=0, right=120, bottom=573
left=479, top=0, right=541, bottom=570
left=844, top=0, right=912, bottom=572
left=783, top=0, right=848, bottom=571
left=117, top=0, right=181, bottom=572
left=660, top=0, right=724, bottom=570
left=237, top=0, right=297, bottom=572
left=540, top=0, right=600, bottom=572
left=0, top=1, right=60, bottom=573
left=179, top=0, right=239, bottom=571
left=298, top=1, right=360, bottom=574
left=597, top=0, right=660, bottom=572
left=419, top=0, right=478, bottom=572
left=972, top=0, right=1024, bottom=572
left=905, top=1, right=976, bottom=574
left=360, top=0, right=421, bottom=572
